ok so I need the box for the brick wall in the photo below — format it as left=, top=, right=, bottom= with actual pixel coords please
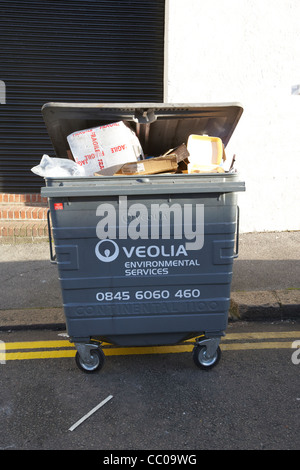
left=0, top=193, right=49, bottom=242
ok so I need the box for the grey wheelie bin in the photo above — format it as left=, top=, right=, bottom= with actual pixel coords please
left=41, top=102, right=245, bottom=373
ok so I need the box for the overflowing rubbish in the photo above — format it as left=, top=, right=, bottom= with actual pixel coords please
left=32, top=121, right=237, bottom=178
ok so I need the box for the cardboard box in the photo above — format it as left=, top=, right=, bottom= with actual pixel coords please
left=110, top=143, right=190, bottom=176
left=115, top=155, right=178, bottom=175
left=162, top=143, right=190, bottom=163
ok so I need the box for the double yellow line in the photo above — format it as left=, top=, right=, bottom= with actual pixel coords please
left=0, top=331, right=299, bottom=361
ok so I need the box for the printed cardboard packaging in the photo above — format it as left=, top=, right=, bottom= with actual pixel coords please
left=67, top=121, right=143, bottom=176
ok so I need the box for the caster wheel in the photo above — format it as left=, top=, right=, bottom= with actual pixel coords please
left=193, top=344, right=221, bottom=370
left=75, top=348, right=105, bottom=373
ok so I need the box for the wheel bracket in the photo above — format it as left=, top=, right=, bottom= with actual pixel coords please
left=195, top=337, right=220, bottom=358
left=74, top=342, right=99, bottom=365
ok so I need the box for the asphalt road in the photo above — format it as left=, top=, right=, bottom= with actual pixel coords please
left=0, top=320, right=299, bottom=452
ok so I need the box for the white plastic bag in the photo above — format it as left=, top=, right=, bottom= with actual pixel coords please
left=31, top=154, right=86, bottom=177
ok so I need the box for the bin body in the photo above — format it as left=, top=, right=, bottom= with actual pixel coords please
left=41, top=103, right=245, bottom=347
left=44, top=174, right=242, bottom=346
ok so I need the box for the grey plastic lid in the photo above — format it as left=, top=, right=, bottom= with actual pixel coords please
left=41, top=102, right=243, bottom=159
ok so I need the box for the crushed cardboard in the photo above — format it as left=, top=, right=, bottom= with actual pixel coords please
left=94, top=143, right=190, bottom=177
left=115, top=155, right=178, bottom=176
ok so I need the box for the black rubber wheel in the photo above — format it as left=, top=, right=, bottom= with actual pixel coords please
left=75, top=348, right=105, bottom=373
left=192, top=344, right=221, bottom=370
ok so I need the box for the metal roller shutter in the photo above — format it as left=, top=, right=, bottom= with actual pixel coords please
left=0, top=0, right=165, bottom=192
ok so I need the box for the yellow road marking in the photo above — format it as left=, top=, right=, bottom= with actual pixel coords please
left=221, top=341, right=296, bottom=351
left=0, top=331, right=299, bottom=351
left=0, top=340, right=75, bottom=350
left=0, top=350, right=76, bottom=361
left=0, top=332, right=299, bottom=361
left=225, top=331, right=300, bottom=340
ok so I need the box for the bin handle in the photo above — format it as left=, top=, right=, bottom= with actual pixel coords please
left=47, top=209, right=57, bottom=264
left=233, top=205, right=240, bottom=259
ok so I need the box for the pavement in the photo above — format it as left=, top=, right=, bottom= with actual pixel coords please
left=0, top=231, right=299, bottom=331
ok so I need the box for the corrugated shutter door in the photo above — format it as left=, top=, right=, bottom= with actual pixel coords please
left=0, top=0, right=165, bottom=192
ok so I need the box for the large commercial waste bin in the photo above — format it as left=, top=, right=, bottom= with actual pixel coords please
left=41, top=103, right=245, bottom=372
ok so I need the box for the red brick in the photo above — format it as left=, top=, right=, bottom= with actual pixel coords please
left=20, top=209, right=26, bottom=219
left=31, top=208, right=38, bottom=220
left=38, top=208, right=46, bottom=220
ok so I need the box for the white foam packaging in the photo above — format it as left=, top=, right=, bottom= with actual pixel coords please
left=67, top=121, right=143, bottom=176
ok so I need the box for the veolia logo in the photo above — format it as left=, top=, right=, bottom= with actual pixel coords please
left=95, top=196, right=204, bottom=263
left=95, top=239, right=119, bottom=262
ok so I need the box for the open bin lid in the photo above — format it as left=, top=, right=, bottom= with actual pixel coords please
left=41, top=102, right=243, bottom=159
